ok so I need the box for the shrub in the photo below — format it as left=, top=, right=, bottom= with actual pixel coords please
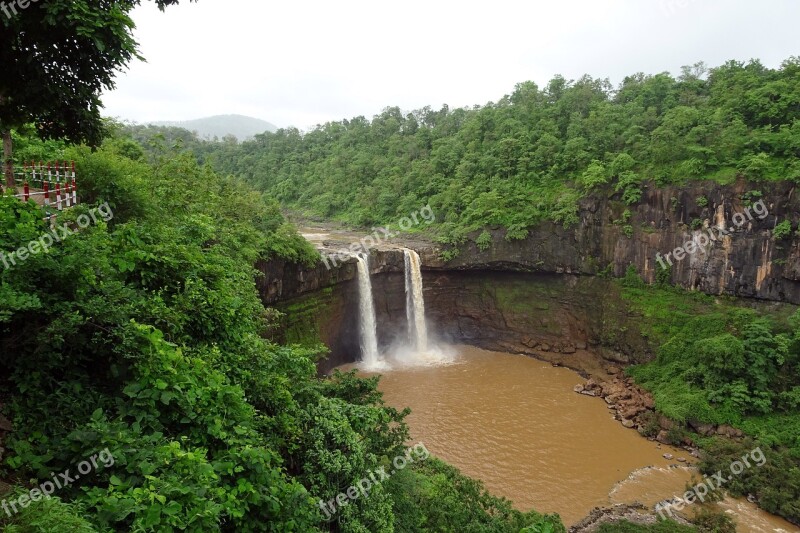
left=773, top=220, right=792, bottom=240
left=476, top=230, right=492, bottom=251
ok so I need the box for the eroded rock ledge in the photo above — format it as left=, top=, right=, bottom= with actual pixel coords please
left=420, top=178, right=800, bottom=304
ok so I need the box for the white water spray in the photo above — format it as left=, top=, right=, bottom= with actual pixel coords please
left=404, top=248, right=429, bottom=352
left=354, top=253, right=382, bottom=368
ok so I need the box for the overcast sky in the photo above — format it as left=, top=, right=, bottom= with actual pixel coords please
left=102, top=0, right=799, bottom=131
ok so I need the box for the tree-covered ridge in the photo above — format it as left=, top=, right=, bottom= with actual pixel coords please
left=199, top=58, right=800, bottom=246
left=150, top=114, right=278, bottom=141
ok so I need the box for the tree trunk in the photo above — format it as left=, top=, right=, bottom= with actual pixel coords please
left=2, top=128, right=12, bottom=188
left=0, top=94, right=12, bottom=188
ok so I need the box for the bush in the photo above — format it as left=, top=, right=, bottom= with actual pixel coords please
left=476, top=230, right=492, bottom=251
left=773, top=220, right=792, bottom=240
left=597, top=519, right=695, bottom=532
left=692, top=508, right=736, bottom=533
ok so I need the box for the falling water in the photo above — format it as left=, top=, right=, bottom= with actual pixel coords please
left=404, top=248, right=429, bottom=352
left=354, top=253, right=382, bottom=368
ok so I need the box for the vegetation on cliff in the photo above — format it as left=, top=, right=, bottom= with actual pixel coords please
left=622, top=278, right=800, bottom=524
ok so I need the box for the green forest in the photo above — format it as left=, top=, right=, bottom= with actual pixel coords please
left=174, top=58, right=800, bottom=252
left=619, top=274, right=800, bottom=523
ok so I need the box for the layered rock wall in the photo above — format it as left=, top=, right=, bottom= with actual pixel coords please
left=421, top=179, right=800, bottom=304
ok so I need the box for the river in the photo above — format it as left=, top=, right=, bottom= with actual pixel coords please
left=344, top=345, right=799, bottom=532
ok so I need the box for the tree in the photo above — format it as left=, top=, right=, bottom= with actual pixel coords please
left=0, top=0, right=192, bottom=187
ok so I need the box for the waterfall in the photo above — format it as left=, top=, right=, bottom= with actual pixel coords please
left=404, top=248, right=429, bottom=352
left=354, top=253, right=382, bottom=367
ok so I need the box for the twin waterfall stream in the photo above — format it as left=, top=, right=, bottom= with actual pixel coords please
left=404, top=249, right=429, bottom=353
left=354, top=248, right=442, bottom=369
left=353, top=254, right=381, bottom=368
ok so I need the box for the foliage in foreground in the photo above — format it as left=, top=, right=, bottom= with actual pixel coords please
left=0, top=136, right=563, bottom=531
left=594, top=508, right=734, bottom=533
left=386, top=457, right=565, bottom=533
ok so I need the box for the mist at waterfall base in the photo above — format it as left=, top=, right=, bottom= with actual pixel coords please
left=353, top=249, right=455, bottom=371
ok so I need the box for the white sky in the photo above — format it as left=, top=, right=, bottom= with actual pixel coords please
left=102, top=0, right=800, bottom=131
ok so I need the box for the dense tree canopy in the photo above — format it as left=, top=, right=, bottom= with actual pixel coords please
left=179, top=58, right=800, bottom=249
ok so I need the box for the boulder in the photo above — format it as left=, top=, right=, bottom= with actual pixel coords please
left=658, top=415, right=675, bottom=431
left=688, top=419, right=716, bottom=436
left=716, top=424, right=743, bottom=438
left=619, top=406, right=645, bottom=419
left=585, top=378, right=600, bottom=391
left=522, top=337, right=538, bottom=348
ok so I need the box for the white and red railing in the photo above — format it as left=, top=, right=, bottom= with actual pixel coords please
left=1, top=161, right=78, bottom=222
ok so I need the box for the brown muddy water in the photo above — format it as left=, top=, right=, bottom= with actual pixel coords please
left=344, top=345, right=798, bottom=531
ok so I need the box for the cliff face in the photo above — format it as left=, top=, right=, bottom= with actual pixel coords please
left=261, top=266, right=648, bottom=374
left=256, top=251, right=409, bottom=373
left=422, top=179, right=800, bottom=304
left=258, top=179, right=800, bottom=371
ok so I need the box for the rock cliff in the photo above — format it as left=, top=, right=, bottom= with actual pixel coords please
left=422, top=179, right=800, bottom=303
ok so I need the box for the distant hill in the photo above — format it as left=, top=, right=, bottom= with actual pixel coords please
left=150, top=114, right=277, bottom=141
